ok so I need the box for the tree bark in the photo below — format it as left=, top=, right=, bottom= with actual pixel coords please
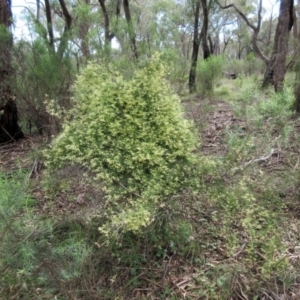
left=200, top=0, right=210, bottom=59
left=36, top=0, right=40, bottom=21
left=263, top=0, right=293, bottom=90
left=79, top=0, right=91, bottom=59
left=123, top=0, right=138, bottom=60
left=57, top=0, right=73, bottom=59
left=44, top=0, right=55, bottom=51
left=99, top=0, right=114, bottom=47
left=272, top=0, right=294, bottom=92
left=188, top=0, right=201, bottom=94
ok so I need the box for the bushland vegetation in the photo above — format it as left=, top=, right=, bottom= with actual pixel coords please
left=2, top=0, right=300, bottom=299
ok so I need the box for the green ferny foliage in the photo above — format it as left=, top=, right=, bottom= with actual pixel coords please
left=46, top=54, right=200, bottom=237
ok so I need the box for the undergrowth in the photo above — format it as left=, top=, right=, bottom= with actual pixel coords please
left=2, top=70, right=300, bottom=299
left=0, top=171, right=93, bottom=299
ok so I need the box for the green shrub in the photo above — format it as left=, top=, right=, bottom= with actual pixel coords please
left=240, top=84, right=295, bottom=131
left=196, top=55, right=225, bottom=97
left=257, top=85, right=294, bottom=120
left=215, top=84, right=230, bottom=98
left=46, top=54, right=200, bottom=238
left=160, top=49, right=190, bottom=95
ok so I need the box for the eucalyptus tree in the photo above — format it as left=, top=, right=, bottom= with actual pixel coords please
left=98, top=0, right=113, bottom=47
left=232, top=17, right=252, bottom=59
left=271, top=0, right=294, bottom=91
left=123, top=0, right=138, bottom=59
left=217, top=0, right=294, bottom=92
left=217, top=0, right=268, bottom=64
left=188, top=0, right=201, bottom=93
left=208, top=5, right=236, bottom=56
left=188, top=0, right=217, bottom=93
left=76, top=0, right=92, bottom=59
left=200, top=0, right=211, bottom=59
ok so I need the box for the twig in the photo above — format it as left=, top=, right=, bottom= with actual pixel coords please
left=261, top=290, right=275, bottom=300
left=162, top=256, right=172, bottom=281
left=259, top=275, right=283, bottom=300
left=236, top=280, right=249, bottom=300
left=143, top=277, right=165, bottom=288
left=261, top=288, right=282, bottom=300
left=28, top=159, right=38, bottom=179
left=0, top=125, right=16, bottom=143
left=243, top=148, right=276, bottom=167
left=232, top=243, right=247, bottom=259
left=176, top=276, right=193, bottom=289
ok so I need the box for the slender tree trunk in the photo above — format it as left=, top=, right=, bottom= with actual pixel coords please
left=36, top=0, right=40, bottom=21
left=213, top=36, right=220, bottom=55
left=223, top=38, right=230, bottom=54
left=188, top=0, right=201, bottom=94
left=57, top=0, right=73, bottom=59
left=208, top=35, right=213, bottom=54
left=123, top=0, right=138, bottom=60
left=200, top=0, right=210, bottom=59
left=116, top=0, right=121, bottom=16
left=79, top=0, right=91, bottom=59
left=44, top=0, right=55, bottom=51
left=99, top=0, right=113, bottom=48
left=58, top=0, right=72, bottom=29
left=266, top=10, right=274, bottom=51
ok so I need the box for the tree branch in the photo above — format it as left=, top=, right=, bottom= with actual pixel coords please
left=215, top=0, right=256, bottom=31
left=216, top=0, right=269, bottom=64
left=58, top=0, right=72, bottom=29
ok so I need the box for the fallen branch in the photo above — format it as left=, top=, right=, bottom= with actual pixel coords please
left=243, top=149, right=277, bottom=167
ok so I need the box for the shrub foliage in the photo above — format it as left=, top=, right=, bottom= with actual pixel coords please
left=46, top=55, right=199, bottom=236
left=196, top=55, right=224, bottom=97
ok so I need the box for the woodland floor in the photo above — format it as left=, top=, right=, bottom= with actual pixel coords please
left=2, top=98, right=300, bottom=299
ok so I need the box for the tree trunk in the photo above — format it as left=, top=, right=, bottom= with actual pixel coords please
left=0, top=0, right=24, bottom=143
left=208, top=35, right=213, bottom=54
left=262, top=0, right=293, bottom=90
left=188, top=0, right=201, bottom=94
left=79, top=0, right=91, bottom=59
left=36, top=0, right=40, bottom=21
left=262, top=62, right=275, bottom=88
left=44, top=0, right=55, bottom=51
left=272, top=0, right=294, bottom=92
left=123, top=0, right=138, bottom=60
left=57, top=0, right=73, bottom=59
left=99, top=0, right=114, bottom=48
left=200, top=0, right=210, bottom=59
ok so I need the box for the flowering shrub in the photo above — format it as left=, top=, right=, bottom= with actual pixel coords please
left=46, top=54, right=200, bottom=236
